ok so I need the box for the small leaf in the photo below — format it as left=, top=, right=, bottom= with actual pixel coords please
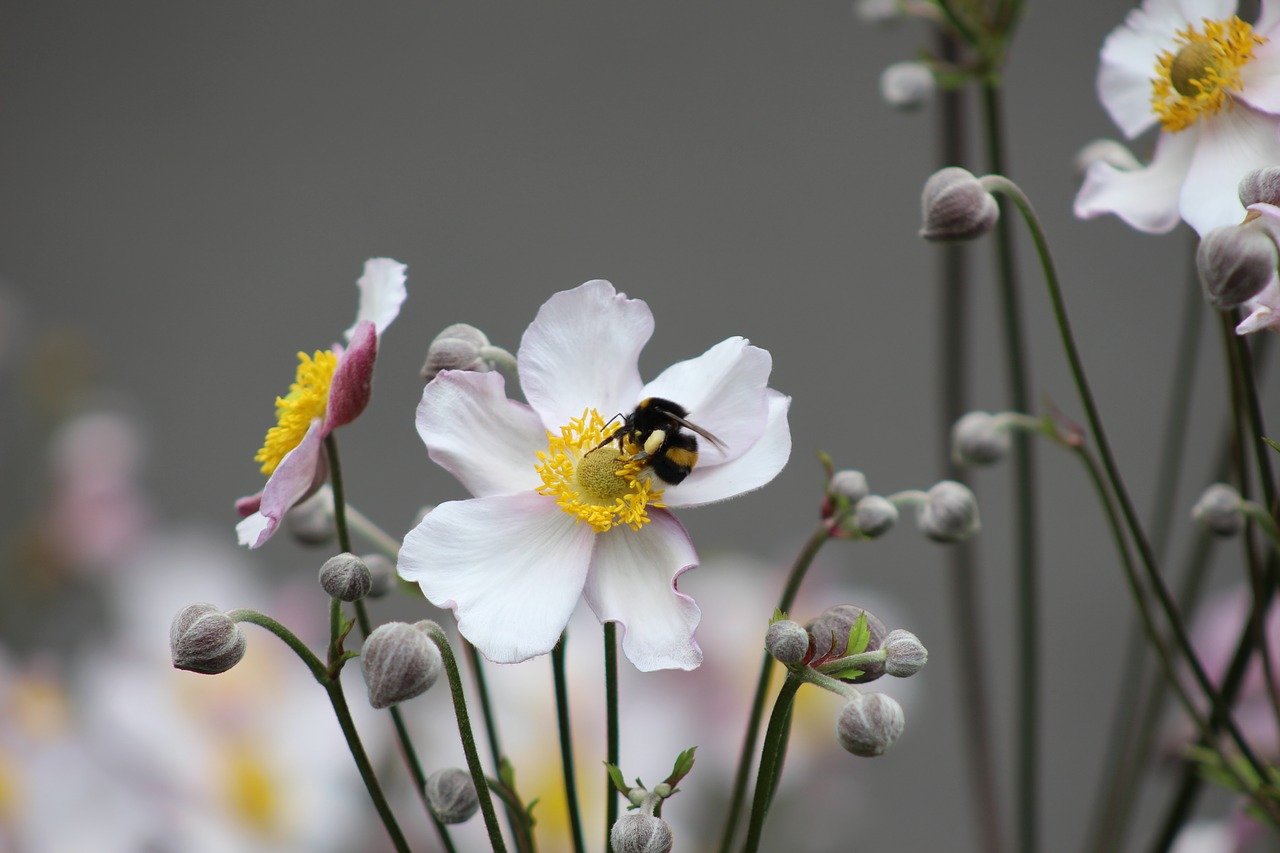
left=846, top=612, right=871, bottom=657
left=818, top=451, right=835, bottom=481
left=605, top=763, right=631, bottom=796
left=1265, top=437, right=1280, bottom=454
left=664, top=746, right=698, bottom=787
left=770, top=609, right=788, bottom=625
left=828, top=666, right=866, bottom=681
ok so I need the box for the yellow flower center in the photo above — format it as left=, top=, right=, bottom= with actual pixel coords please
left=535, top=408, right=663, bottom=532
left=254, top=350, right=338, bottom=475
left=1151, top=16, right=1264, bottom=132
left=219, top=741, right=282, bottom=836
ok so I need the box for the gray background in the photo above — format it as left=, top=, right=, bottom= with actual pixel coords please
left=0, top=1, right=1256, bottom=851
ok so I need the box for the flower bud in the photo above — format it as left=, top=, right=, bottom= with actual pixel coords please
left=1240, top=167, right=1280, bottom=208
left=170, top=604, right=247, bottom=675
left=883, top=629, right=928, bottom=677
left=836, top=692, right=905, bottom=756
left=828, top=469, right=870, bottom=504
left=851, top=495, right=898, bottom=538
left=806, top=604, right=888, bottom=683
left=1073, top=139, right=1142, bottom=177
left=920, top=167, right=999, bottom=242
left=766, top=620, right=811, bottom=665
left=879, top=61, right=934, bottom=110
left=319, top=552, right=373, bottom=602
left=421, top=324, right=512, bottom=383
left=360, top=621, right=443, bottom=709
left=363, top=553, right=397, bottom=598
left=611, top=813, right=674, bottom=853
left=1197, top=223, right=1278, bottom=308
left=853, top=0, right=902, bottom=24
left=920, top=480, right=980, bottom=542
left=284, top=487, right=336, bottom=545
left=1192, top=483, right=1243, bottom=536
left=951, top=411, right=1011, bottom=465
left=426, top=768, right=480, bottom=824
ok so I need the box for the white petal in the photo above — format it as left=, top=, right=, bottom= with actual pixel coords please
left=1074, top=129, right=1196, bottom=233
left=418, top=371, right=547, bottom=498
left=640, top=337, right=773, bottom=466
left=235, top=512, right=272, bottom=548
left=664, top=389, right=791, bottom=508
left=1238, top=39, right=1280, bottom=114
left=583, top=510, right=702, bottom=672
left=398, top=493, right=595, bottom=664
left=518, top=280, right=652, bottom=429
left=1237, top=277, right=1280, bottom=333
left=1258, top=0, right=1280, bottom=36
left=1097, top=2, right=1182, bottom=138
left=1180, top=106, right=1280, bottom=235
left=345, top=258, right=408, bottom=341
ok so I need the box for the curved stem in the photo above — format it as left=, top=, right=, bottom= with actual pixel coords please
left=741, top=674, right=803, bottom=853
left=552, top=634, right=587, bottom=853
left=227, top=608, right=328, bottom=683
left=604, top=622, right=620, bottom=852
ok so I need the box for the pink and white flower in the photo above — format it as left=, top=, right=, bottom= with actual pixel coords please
left=1075, top=0, right=1280, bottom=235
left=236, top=258, right=407, bottom=549
left=397, top=280, right=791, bottom=672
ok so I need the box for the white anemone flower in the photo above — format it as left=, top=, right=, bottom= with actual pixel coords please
left=398, top=280, right=791, bottom=672
left=1074, top=0, right=1280, bottom=235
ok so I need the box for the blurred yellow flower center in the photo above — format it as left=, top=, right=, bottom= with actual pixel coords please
left=535, top=408, right=663, bottom=532
left=1152, top=17, right=1264, bottom=132
left=220, top=742, right=281, bottom=836
left=255, top=350, right=337, bottom=475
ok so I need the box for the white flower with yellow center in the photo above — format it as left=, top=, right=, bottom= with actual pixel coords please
left=398, top=280, right=791, bottom=672
left=1075, top=0, right=1280, bottom=235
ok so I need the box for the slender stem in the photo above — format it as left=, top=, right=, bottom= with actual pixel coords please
left=324, top=434, right=354, bottom=555
left=742, top=675, right=803, bottom=853
left=604, top=621, right=620, bottom=853
left=552, top=634, right=587, bottom=853
left=717, top=522, right=834, bottom=853
left=345, top=501, right=404, bottom=559
left=227, top=608, right=328, bottom=682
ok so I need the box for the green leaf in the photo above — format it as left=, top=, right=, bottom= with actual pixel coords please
left=1265, top=436, right=1280, bottom=454
left=818, top=450, right=834, bottom=482
left=846, top=612, right=871, bottom=657
left=770, top=609, right=788, bottom=625
left=604, top=763, right=631, bottom=796
left=664, top=747, right=697, bottom=788
left=828, top=666, right=865, bottom=681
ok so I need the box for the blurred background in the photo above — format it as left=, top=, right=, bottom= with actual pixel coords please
left=0, top=1, right=1265, bottom=851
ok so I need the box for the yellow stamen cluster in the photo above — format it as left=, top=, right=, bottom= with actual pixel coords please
left=535, top=408, right=663, bottom=532
left=255, top=350, right=338, bottom=475
left=1151, top=16, right=1264, bottom=132
left=220, top=741, right=281, bottom=836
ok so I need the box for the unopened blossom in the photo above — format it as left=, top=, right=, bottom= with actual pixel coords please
left=1075, top=0, right=1280, bottom=235
left=398, top=280, right=791, bottom=671
left=236, top=259, right=407, bottom=548
left=1223, top=202, right=1280, bottom=332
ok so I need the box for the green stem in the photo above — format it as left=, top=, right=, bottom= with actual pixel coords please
left=604, top=621, right=620, bottom=853
left=741, top=675, right=803, bottom=853
left=324, top=434, right=354, bottom=555
left=552, top=634, right=587, bottom=853
left=345, top=501, right=404, bottom=559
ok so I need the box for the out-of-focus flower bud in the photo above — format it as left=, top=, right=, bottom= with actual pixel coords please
left=852, top=495, right=898, bottom=538
left=920, top=480, right=981, bottom=542
left=1240, top=167, right=1280, bottom=208
left=853, top=0, right=901, bottom=24
left=319, top=552, right=373, bottom=602
left=883, top=629, right=928, bottom=677
left=420, top=324, right=514, bottom=383
left=1192, top=483, right=1243, bottom=536
left=920, top=167, right=999, bottom=242
left=170, top=604, right=247, bottom=675
left=766, top=620, right=811, bottom=665
left=611, top=813, right=674, bottom=853
left=426, top=768, right=480, bottom=824
left=1073, top=139, right=1142, bottom=178
left=807, top=604, right=888, bottom=683
left=951, top=411, right=1011, bottom=465
left=361, top=621, right=443, bottom=709
left=879, top=61, right=934, bottom=110
left=836, top=692, right=905, bottom=756
left=363, top=553, right=397, bottom=598
left=284, top=486, right=336, bottom=545
left=1197, top=223, right=1278, bottom=309
left=828, top=469, right=870, bottom=504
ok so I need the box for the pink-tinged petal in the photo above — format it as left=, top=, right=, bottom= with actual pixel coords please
left=345, top=258, right=407, bottom=341
left=664, top=390, right=791, bottom=508
left=641, top=337, right=773, bottom=466
left=239, top=418, right=327, bottom=549
left=583, top=510, right=702, bottom=672
left=398, top=492, right=594, bottom=663
left=1237, top=41, right=1280, bottom=114
left=1097, top=2, right=1186, bottom=138
left=519, top=280, right=652, bottom=429
left=235, top=492, right=262, bottom=518
left=1258, top=0, right=1280, bottom=36
left=1236, top=277, right=1280, bottom=333
left=1074, top=129, right=1196, bottom=233
left=1180, top=106, right=1280, bottom=235
left=419, top=370, right=547, bottom=497
left=328, top=320, right=377, bottom=430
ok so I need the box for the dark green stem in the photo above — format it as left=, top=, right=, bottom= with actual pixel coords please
left=604, top=621, right=620, bottom=853
left=741, top=674, right=803, bottom=853
left=324, top=433, right=354, bottom=554
left=552, top=634, right=587, bottom=853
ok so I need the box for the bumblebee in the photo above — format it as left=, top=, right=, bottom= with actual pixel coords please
left=600, top=397, right=727, bottom=485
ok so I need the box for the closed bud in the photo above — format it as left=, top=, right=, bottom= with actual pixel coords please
left=852, top=495, right=898, bottom=538
left=361, top=621, right=443, bottom=709
left=836, top=692, right=905, bottom=756
left=1197, top=223, right=1278, bottom=308
left=1192, top=483, right=1243, bottom=536
left=920, top=167, right=999, bottom=242
left=766, top=619, right=811, bottom=665
left=319, top=552, right=373, bottom=602
left=170, top=604, right=247, bottom=675
left=362, top=553, right=396, bottom=598
left=879, top=61, right=934, bottom=110
left=951, top=411, right=1011, bottom=465
left=421, top=323, right=513, bottom=383
left=611, top=814, right=674, bottom=853
left=828, top=469, right=870, bottom=503
left=426, top=768, right=480, bottom=824
left=920, top=480, right=980, bottom=542
left=284, top=486, right=336, bottom=545
left=853, top=0, right=902, bottom=24
left=1074, top=139, right=1142, bottom=177
left=807, top=604, right=888, bottom=683
left=1239, top=167, right=1280, bottom=208
left=883, top=629, right=928, bottom=677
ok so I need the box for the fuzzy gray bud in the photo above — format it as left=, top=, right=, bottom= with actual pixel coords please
left=951, top=411, right=1011, bottom=465
left=611, top=814, right=674, bottom=853
left=426, top=768, right=480, bottom=824
left=170, top=604, right=247, bottom=675
left=319, top=552, right=373, bottom=602
left=766, top=620, right=811, bottom=665
left=284, top=487, right=335, bottom=545
left=807, top=604, right=888, bottom=683
left=1192, top=483, right=1243, bottom=536
left=361, top=621, right=443, bottom=709
left=879, top=61, right=934, bottom=110
left=828, top=469, right=870, bottom=503
left=1240, top=167, right=1280, bottom=208
left=920, top=480, right=981, bottom=542
left=1197, top=223, right=1278, bottom=308
left=421, top=324, right=512, bottom=383
left=362, top=553, right=396, bottom=598
left=852, top=495, right=898, bottom=538
left=836, top=692, right=906, bottom=756
left=920, top=167, right=999, bottom=242
left=883, top=629, right=928, bottom=677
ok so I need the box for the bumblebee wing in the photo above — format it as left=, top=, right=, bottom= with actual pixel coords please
left=665, top=412, right=728, bottom=452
